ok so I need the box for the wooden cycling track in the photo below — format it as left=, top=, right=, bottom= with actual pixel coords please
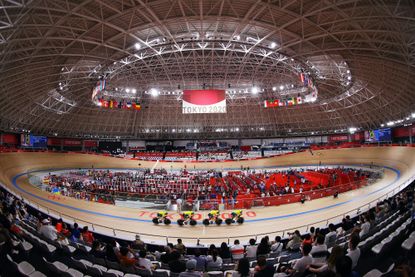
left=0, top=146, right=414, bottom=246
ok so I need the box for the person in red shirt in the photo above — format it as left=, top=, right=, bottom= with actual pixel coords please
left=55, top=218, right=63, bottom=233
left=118, top=247, right=137, bottom=267
left=81, top=226, right=94, bottom=245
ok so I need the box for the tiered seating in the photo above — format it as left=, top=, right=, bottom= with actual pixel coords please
left=1, top=180, right=414, bottom=277
left=134, top=152, right=164, bottom=161
left=164, top=152, right=196, bottom=161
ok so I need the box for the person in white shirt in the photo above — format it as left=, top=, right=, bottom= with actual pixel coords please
left=271, top=236, right=283, bottom=256
left=324, top=224, right=337, bottom=248
left=281, top=243, right=313, bottom=276
left=206, top=249, right=223, bottom=270
left=346, top=235, right=361, bottom=269
left=176, top=198, right=183, bottom=213
left=310, top=234, right=328, bottom=264
left=39, top=219, right=58, bottom=241
left=138, top=250, right=153, bottom=270
left=245, top=239, right=257, bottom=260
left=230, top=240, right=244, bottom=261
left=359, top=216, right=371, bottom=238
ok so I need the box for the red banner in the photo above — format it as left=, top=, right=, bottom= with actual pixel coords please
left=328, top=134, right=348, bottom=142
left=63, top=139, right=82, bottom=146
left=182, top=90, right=226, bottom=113
left=84, top=140, right=98, bottom=147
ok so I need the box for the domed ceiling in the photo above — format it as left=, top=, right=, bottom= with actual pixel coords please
left=0, top=0, right=414, bottom=139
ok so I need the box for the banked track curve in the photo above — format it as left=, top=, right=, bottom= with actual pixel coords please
left=0, top=146, right=414, bottom=245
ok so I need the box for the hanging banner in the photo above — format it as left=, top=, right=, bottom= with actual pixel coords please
left=182, top=90, right=226, bottom=114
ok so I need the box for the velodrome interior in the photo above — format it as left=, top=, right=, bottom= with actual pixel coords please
left=2, top=146, right=414, bottom=246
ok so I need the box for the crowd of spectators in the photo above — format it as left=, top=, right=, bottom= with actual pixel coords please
left=1, top=180, right=414, bottom=277
left=44, top=167, right=378, bottom=210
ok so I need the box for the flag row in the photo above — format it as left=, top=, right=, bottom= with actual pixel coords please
left=264, top=97, right=303, bottom=108
left=98, top=98, right=141, bottom=110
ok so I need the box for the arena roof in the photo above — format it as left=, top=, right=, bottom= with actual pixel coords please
left=0, top=0, right=414, bottom=139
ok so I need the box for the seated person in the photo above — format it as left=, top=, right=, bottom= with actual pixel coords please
left=245, top=238, right=258, bottom=260
left=179, top=259, right=202, bottom=277
left=308, top=245, right=344, bottom=274
left=286, top=230, right=302, bottom=250
left=118, top=246, right=137, bottom=267
left=271, top=236, right=283, bottom=256
left=254, top=256, right=275, bottom=277
left=310, top=234, right=328, bottom=264
left=346, top=234, right=361, bottom=269
left=169, top=250, right=186, bottom=273
left=90, top=240, right=106, bottom=258
left=206, top=249, right=223, bottom=271
left=138, top=249, right=152, bottom=270
left=278, top=243, right=313, bottom=276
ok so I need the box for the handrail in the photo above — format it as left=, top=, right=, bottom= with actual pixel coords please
left=4, top=172, right=413, bottom=246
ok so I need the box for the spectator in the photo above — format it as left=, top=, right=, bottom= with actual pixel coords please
left=219, top=242, right=231, bottom=260
left=70, top=223, right=81, bottom=242
left=138, top=249, right=152, bottom=270
left=302, top=233, right=313, bottom=245
left=175, top=238, right=186, bottom=255
left=179, top=259, right=202, bottom=277
left=324, top=224, right=337, bottom=248
left=39, top=218, right=58, bottom=241
left=346, top=235, right=360, bottom=269
left=283, top=243, right=313, bottom=276
left=206, top=249, right=223, bottom=271
left=245, top=239, right=258, bottom=260
left=60, top=223, right=71, bottom=238
left=118, top=246, right=137, bottom=267
left=254, top=256, right=275, bottom=277
left=236, top=258, right=251, bottom=277
left=308, top=245, right=343, bottom=274
left=132, top=234, right=146, bottom=251
left=286, top=230, right=302, bottom=250
left=310, top=234, right=328, bottom=264
left=81, top=226, right=94, bottom=245
left=105, top=240, right=119, bottom=262
left=169, top=251, right=186, bottom=273
left=230, top=240, right=244, bottom=261
left=271, top=236, right=283, bottom=256
left=193, top=248, right=207, bottom=272
left=256, top=237, right=270, bottom=257
left=160, top=246, right=173, bottom=264
left=359, top=215, right=370, bottom=238
left=55, top=218, right=63, bottom=233
left=335, top=255, right=356, bottom=277
left=90, top=240, right=105, bottom=258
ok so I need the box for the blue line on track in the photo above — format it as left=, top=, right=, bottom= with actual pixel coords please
left=10, top=164, right=400, bottom=224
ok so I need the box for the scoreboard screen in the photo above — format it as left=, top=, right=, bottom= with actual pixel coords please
left=21, top=134, right=48, bottom=148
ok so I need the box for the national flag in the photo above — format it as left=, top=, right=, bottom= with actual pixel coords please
left=300, top=73, right=305, bottom=83
left=109, top=100, right=113, bottom=108
left=264, top=100, right=279, bottom=108
left=133, top=102, right=141, bottom=110
left=126, top=102, right=132, bottom=109
left=297, top=97, right=302, bottom=104
left=303, top=74, right=309, bottom=87
left=99, top=79, right=106, bottom=91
